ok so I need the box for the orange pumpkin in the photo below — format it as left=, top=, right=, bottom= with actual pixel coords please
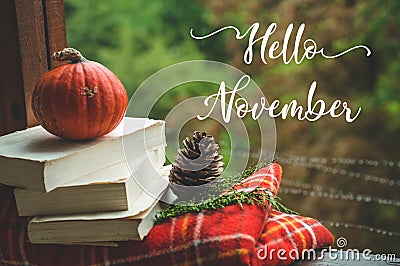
left=32, top=48, right=128, bottom=140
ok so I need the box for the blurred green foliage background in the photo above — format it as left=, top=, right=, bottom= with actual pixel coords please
left=65, top=0, right=400, bottom=255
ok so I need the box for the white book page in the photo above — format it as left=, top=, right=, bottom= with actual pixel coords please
left=0, top=117, right=160, bottom=162
left=31, top=171, right=168, bottom=222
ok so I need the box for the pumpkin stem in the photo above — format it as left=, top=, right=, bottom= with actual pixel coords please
left=51, top=48, right=84, bottom=63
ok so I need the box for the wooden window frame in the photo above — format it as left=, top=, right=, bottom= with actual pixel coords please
left=0, top=0, right=67, bottom=136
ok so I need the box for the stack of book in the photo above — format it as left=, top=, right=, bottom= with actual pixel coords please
left=0, top=117, right=169, bottom=246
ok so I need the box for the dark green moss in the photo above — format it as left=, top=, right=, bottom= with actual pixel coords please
left=156, top=162, right=297, bottom=224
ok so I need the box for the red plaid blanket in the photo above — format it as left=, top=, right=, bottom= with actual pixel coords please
left=0, top=163, right=334, bottom=265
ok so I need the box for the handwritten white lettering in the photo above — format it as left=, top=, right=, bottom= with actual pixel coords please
left=190, top=23, right=371, bottom=65
left=197, top=76, right=361, bottom=123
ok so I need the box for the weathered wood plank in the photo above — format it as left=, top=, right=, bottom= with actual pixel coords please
left=14, top=0, right=49, bottom=128
left=0, top=0, right=67, bottom=136
left=43, top=0, right=68, bottom=68
left=0, top=0, right=29, bottom=136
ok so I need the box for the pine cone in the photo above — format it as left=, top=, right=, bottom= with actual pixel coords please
left=169, top=131, right=224, bottom=200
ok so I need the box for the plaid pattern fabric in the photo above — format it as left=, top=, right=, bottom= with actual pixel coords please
left=253, top=210, right=335, bottom=265
left=0, top=163, right=333, bottom=266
